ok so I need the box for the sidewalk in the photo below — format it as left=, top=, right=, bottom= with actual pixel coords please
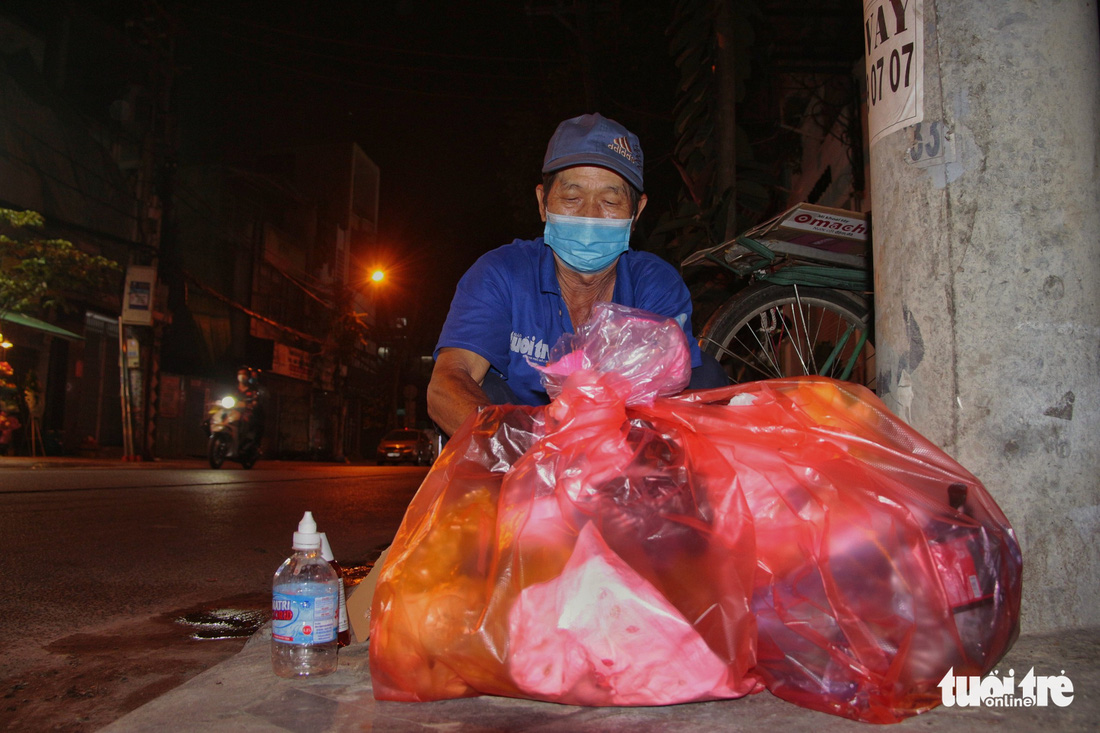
left=11, top=453, right=1091, bottom=731
left=102, top=625, right=1097, bottom=732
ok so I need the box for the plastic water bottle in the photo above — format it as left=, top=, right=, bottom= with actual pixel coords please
left=319, top=532, right=351, bottom=647
left=271, top=511, right=340, bottom=678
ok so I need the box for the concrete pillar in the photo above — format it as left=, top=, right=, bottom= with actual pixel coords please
left=870, top=0, right=1100, bottom=632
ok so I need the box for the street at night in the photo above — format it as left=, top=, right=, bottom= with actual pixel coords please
left=0, top=0, right=1097, bottom=730
left=0, top=459, right=424, bottom=730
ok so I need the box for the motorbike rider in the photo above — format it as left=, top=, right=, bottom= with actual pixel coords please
left=235, top=366, right=265, bottom=451
left=427, top=112, right=726, bottom=436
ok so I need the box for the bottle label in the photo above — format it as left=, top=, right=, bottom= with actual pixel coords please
left=272, top=586, right=338, bottom=644
left=929, top=531, right=994, bottom=610
left=337, top=580, right=349, bottom=634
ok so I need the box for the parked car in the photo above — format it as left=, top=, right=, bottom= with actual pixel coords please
left=376, top=428, right=434, bottom=466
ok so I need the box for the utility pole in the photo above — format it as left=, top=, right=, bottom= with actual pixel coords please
left=124, top=1, right=178, bottom=460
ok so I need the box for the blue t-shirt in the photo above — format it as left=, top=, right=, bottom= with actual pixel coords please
left=435, top=238, right=702, bottom=406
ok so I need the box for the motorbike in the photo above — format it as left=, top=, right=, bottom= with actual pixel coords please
left=202, top=394, right=260, bottom=469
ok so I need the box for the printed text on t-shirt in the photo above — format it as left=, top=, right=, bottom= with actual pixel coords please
left=511, top=331, right=551, bottom=363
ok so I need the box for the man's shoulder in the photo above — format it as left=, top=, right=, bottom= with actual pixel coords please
left=460, top=239, right=537, bottom=278
left=475, top=238, right=541, bottom=266
left=622, top=248, right=681, bottom=279
left=460, top=239, right=543, bottom=289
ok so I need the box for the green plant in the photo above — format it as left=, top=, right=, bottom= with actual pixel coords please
left=0, top=208, right=121, bottom=318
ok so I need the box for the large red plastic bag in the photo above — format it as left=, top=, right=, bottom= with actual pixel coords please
left=662, top=378, right=1022, bottom=722
left=370, top=303, right=1022, bottom=722
left=370, top=363, right=761, bottom=705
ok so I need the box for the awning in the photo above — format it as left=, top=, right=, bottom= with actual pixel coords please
left=0, top=312, right=84, bottom=341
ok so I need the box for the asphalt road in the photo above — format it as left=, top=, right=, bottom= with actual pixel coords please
left=0, top=459, right=426, bottom=730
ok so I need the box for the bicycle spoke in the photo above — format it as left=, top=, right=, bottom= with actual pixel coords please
left=790, top=287, right=813, bottom=375
left=704, top=335, right=776, bottom=379
left=807, top=299, right=829, bottom=375
left=783, top=298, right=813, bottom=377
left=742, top=313, right=784, bottom=378
left=703, top=286, right=876, bottom=390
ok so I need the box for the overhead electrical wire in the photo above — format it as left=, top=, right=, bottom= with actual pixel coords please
left=0, top=148, right=141, bottom=225
left=2, top=116, right=139, bottom=202
left=181, top=267, right=324, bottom=346
left=169, top=179, right=345, bottom=317
left=0, top=94, right=142, bottom=223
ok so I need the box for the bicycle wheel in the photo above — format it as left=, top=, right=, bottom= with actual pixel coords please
left=700, top=283, right=876, bottom=390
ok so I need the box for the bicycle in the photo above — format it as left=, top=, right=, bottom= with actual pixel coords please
left=683, top=205, right=876, bottom=391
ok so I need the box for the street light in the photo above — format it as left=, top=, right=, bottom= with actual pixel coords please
left=369, top=268, right=385, bottom=283
left=0, top=333, right=11, bottom=350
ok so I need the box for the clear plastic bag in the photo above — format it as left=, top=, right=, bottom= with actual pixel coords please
left=370, top=304, right=1022, bottom=721
left=536, top=301, right=691, bottom=405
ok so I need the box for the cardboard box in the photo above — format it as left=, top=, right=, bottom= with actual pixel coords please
left=744, top=203, right=868, bottom=256
left=346, top=547, right=389, bottom=644
left=682, top=203, right=869, bottom=270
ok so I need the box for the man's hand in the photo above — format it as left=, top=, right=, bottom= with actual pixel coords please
left=427, top=348, right=493, bottom=437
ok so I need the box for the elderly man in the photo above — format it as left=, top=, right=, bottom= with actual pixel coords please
left=428, top=113, right=723, bottom=436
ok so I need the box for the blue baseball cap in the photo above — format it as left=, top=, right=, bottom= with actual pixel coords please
left=542, top=113, right=644, bottom=191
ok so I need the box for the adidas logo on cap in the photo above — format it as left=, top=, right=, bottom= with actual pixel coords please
left=608, top=136, right=639, bottom=165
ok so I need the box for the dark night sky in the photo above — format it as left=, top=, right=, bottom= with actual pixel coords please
left=3, top=0, right=689, bottom=333
left=168, top=1, right=683, bottom=325
left=8, top=1, right=871, bottom=334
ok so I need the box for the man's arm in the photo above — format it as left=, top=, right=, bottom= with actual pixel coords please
left=427, top=347, right=493, bottom=436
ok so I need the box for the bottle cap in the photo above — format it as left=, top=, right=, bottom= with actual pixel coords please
left=292, top=511, right=322, bottom=550
left=319, top=532, right=334, bottom=562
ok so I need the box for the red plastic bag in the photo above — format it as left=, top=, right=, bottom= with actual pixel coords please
left=369, top=369, right=760, bottom=705
left=370, top=304, right=1022, bottom=722
left=652, top=378, right=1022, bottom=721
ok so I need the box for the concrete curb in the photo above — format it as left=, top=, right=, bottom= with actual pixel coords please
left=101, top=625, right=1100, bottom=732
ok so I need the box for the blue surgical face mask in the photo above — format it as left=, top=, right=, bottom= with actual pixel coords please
left=543, top=212, right=632, bottom=273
